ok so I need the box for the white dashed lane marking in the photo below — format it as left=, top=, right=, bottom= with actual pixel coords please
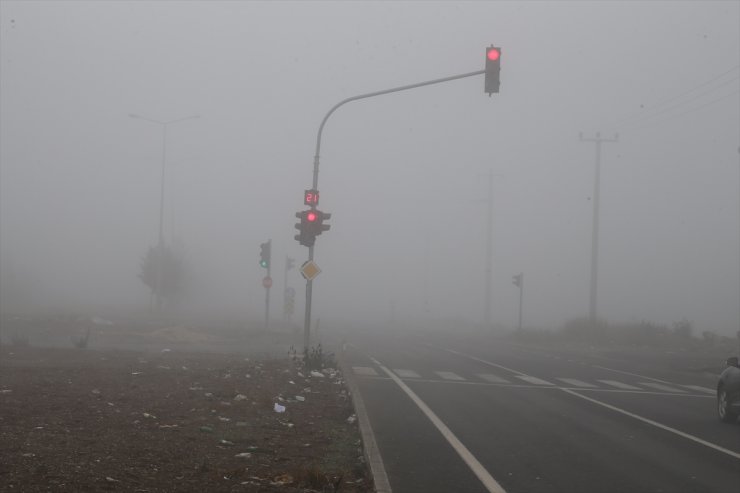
left=394, top=369, right=422, bottom=378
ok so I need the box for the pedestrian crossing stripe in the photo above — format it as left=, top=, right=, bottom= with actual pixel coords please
left=638, top=382, right=686, bottom=393
left=598, top=380, right=641, bottom=390
left=394, top=369, right=421, bottom=378
left=435, top=371, right=465, bottom=381
left=557, top=378, right=597, bottom=388
left=477, top=373, right=510, bottom=384
left=351, top=368, right=712, bottom=395
left=682, top=385, right=715, bottom=394
left=352, top=366, right=379, bottom=376
left=515, top=375, right=554, bottom=386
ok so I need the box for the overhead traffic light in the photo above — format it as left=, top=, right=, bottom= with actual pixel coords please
left=259, top=240, right=271, bottom=268
left=485, top=46, right=501, bottom=95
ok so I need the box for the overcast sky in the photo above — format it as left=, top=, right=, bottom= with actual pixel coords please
left=1, top=1, right=738, bottom=334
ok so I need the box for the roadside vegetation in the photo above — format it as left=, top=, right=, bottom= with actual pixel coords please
left=509, top=317, right=737, bottom=350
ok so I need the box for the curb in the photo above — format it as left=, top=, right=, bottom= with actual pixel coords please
left=339, top=350, right=392, bottom=493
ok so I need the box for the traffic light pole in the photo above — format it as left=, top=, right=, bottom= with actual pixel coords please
left=303, top=69, right=486, bottom=352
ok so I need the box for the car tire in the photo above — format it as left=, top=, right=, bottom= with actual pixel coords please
left=717, top=387, right=737, bottom=423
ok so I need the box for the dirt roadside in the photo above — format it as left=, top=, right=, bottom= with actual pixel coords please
left=0, top=339, right=373, bottom=492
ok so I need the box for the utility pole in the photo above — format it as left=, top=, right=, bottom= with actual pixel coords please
left=512, top=273, right=524, bottom=331
left=302, top=67, right=490, bottom=352
left=579, top=132, right=618, bottom=323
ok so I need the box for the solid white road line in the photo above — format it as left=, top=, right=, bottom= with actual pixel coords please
left=436, top=371, right=466, bottom=381
left=371, top=357, right=507, bottom=493
left=394, top=369, right=421, bottom=378
left=638, top=382, right=687, bottom=393
left=557, top=378, right=597, bottom=388
left=515, top=375, right=554, bottom=386
left=598, top=380, right=642, bottom=390
left=477, top=373, right=510, bottom=384
left=592, top=365, right=677, bottom=385
left=561, top=388, right=740, bottom=461
left=353, top=366, right=379, bottom=376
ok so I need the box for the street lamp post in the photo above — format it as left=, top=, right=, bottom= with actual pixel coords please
left=129, top=113, right=199, bottom=309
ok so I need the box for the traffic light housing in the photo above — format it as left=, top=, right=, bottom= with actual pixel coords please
left=512, top=273, right=522, bottom=288
left=485, top=46, right=501, bottom=95
left=259, top=240, right=271, bottom=268
left=315, top=210, right=331, bottom=235
left=294, top=210, right=316, bottom=247
left=294, top=209, right=331, bottom=247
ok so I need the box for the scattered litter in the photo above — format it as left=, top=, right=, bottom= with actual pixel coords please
left=159, top=424, right=178, bottom=429
left=161, top=348, right=171, bottom=353
left=295, top=395, right=305, bottom=402
left=347, top=414, right=357, bottom=424
left=189, top=386, right=204, bottom=391
left=233, top=394, right=248, bottom=401
left=272, top=473, right=293, bottom=485
left=91, top=389, right=101, bottom=395
left=199, top=426, right=214, bottom=433
left=223, top=373, right=231, bottom=379
left=143, top=413, right=157, bottom=419
left=245, top=374, right=251, bottom=378
left=219, top=439, right=235, bottom=447
left=277, top=396, right=285, bottom=402
left=310, top=371, right=325, bottom=378
left=131, top=372, right=143, bottom=376
left=235, top=421, right=248, bottom=427
left=218, top=417, right=231, bottom=422
left=219, top=401, right=231, bottom=407
left=21, top=453, right=35, bottom=458
left=297, top=372, right=304, bottom=378
left=105, top=476, right=120, bottom=483
left=0, top=389, right=12, bottom=394
left=156, top=365, right=171, bottom=370
left=288, top=380, right=295, bottom=385
left=273, top=403, right=286, bottom=413
left=235, top=452, right=252, bottom=459
left=181, top=366, right=189, bottom=371
left=204, top=393, right=213, bottom=398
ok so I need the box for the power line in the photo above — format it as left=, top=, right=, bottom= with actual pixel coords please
left=625, top=89, right=739, bottom=131
left=606, top=65, right=739, bottom=129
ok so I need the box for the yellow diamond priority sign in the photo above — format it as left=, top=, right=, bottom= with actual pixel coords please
left=300, top=260, right=321, bottom=281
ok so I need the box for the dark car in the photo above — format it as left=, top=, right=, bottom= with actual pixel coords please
left=717, top=356, right=740, bottom=423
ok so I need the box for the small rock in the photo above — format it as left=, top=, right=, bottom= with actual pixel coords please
left=235, top=452, right=252, bottom=459
left=233, top=394, right=248, bottom=401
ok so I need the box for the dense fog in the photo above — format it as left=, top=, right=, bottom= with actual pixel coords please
left=1, top=1, right=738, bottom=336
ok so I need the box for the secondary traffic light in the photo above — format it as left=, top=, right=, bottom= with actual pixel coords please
left=260, top=240, right=271, bottom=268
left=485, top=46, right=501, bottom=95
left=512, top=273, right=522, bottom=288
left=315, top=210, right=331, bottom=236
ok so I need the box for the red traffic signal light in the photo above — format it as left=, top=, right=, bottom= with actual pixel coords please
left=307, top=211, right=318, bottom=222
left=487, top=48, right=500, bottom=61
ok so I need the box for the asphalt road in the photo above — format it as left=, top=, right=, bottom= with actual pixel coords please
left=342, top=332, right=740, bottom=493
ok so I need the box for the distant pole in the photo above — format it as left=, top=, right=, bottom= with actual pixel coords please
left=518, top=272, right=524, bottom=331
left=484, top=172, right=493, bottom=328
left=265, top=240, right=272, bottom=331
left=580, top=132, right=618, bottom=322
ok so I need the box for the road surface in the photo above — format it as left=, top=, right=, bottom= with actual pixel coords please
left=341, top=332, right=740, bottom=493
